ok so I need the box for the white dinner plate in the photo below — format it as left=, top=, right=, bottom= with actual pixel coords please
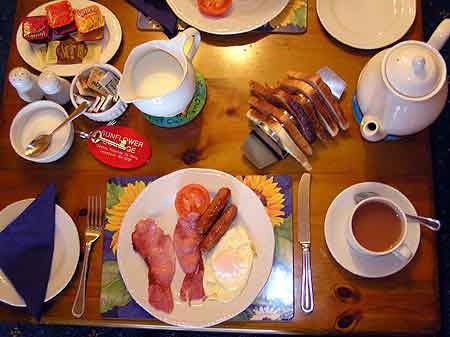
left=324, top=182, right=420, bottom=278
left=117, top=168, right=275, bottom=327
left=166, top=0, right=289, bottom=35
left=316, top=0, right=416, bottom=49
left=16, top=0, right=122, bottom=77
left=0, top=199, right=80, bottom=306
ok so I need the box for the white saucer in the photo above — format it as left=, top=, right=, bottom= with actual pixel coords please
left=324, top=182, right=420, bottom=278
left=0, top=199, right=80, bottom=306
left=316, top=0, right=416, bottom=49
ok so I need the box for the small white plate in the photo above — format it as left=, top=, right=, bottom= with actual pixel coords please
left=316, top=0, right=416, bottom=49
left=117, top=168, right=274, bottom=327
left=0, top=199, right=80, bottom=306
left=166, top=0, right=289, bottom=35
left=16, top=0, right=122, bottom=77
left=324, top=182, right=420, bottom=278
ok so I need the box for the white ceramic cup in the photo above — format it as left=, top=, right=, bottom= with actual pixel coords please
left=347, top=197, right=412, bottom=260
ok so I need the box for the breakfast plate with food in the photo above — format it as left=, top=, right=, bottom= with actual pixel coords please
left=16, top=0, right=122, bottom=77
left=166, top=0, right=290, bottom=35
left=117, top=168, right=275, bottom=327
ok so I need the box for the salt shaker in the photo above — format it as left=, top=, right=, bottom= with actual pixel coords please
left=38, top=71, right=71, bottom=105
left=9, top=67, right=44, bottom=103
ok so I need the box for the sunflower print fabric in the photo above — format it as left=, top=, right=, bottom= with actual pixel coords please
left=101, top=175, right=293, bottom=321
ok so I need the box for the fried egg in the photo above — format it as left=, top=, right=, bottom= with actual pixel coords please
left=203, top=225, right=255, bottom=303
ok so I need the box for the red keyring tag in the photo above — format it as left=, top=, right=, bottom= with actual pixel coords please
left=87, top=125, right=151, bottom=169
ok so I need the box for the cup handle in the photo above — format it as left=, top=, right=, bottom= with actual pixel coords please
left=172, top=28, right=201, bottom=62
left=392, top=243, right=412, bottom=261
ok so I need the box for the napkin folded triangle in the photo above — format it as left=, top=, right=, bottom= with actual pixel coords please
left=126, top=0, right=178, bottom=38
left=0, top=183, right=56, bottom=321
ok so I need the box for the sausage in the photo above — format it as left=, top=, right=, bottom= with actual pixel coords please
left=197, top=187, right=231, bottom=234
left=200, top=204, right=238, bottom=252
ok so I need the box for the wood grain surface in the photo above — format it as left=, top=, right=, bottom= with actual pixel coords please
left=0, top=0, right=440, bottom=335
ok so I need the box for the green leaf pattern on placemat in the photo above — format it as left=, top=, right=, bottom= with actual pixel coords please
left=100, top=261, right=131, bottom=313
left=269, top=0, right=307, bottom=32
left=106, top=183, right=124, bottom=209
left=275, top=216, right=293, bottom=268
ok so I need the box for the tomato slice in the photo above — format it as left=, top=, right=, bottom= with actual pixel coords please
left=175, top=184, right=210, bottom=217
left=197, top=0, right=232, bottom=17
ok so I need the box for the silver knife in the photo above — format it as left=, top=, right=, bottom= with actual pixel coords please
left=298, top=173, right=314, bottom=314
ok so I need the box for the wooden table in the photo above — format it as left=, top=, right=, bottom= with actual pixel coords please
left=0, top=0, right=440, bottom=335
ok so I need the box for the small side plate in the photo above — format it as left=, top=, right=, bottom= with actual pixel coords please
left=0, top=199, right=80, bottom=306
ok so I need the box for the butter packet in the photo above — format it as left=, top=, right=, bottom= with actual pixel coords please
left=82, top=42, right=102, bottom=64
left=46, top=40, right=59, bottom=64
left=75, top=5, right=105, bottom=33
left=87, top=67, right=118, bottom=96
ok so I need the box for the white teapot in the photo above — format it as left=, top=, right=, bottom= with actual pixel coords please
left=356, top=19, right=450, bottom=142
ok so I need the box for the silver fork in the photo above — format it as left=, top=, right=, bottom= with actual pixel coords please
left=72, top=196, right=103, bottom=318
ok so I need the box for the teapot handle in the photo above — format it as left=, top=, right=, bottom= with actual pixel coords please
left=427, top=18, right=450, bottom=51
left=171, top=28, right=201, bottom=62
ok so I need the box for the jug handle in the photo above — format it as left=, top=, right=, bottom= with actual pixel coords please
left=171, top=28, right=201, bottom=62
left=427, top=18, right=450, bottom=51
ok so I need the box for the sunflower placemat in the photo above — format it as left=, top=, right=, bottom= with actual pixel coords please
left=137, top=0, right=307, bottom=34
left=100, top=175, right=293, bottom=321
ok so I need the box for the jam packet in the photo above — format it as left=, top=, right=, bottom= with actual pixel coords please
left=73, top=26, right=104, bottom=42
left=45, top=0, right=74, bottom=29
left=75, top=5, right=105, bottom=33
left=22, top=16, right=48, bottom=43
left=48, top=21, right=77, bottom=41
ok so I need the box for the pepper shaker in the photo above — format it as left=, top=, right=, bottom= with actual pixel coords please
left=38, top=71, right=71, bottom=105
left=9, top=67, right=44, bottom=103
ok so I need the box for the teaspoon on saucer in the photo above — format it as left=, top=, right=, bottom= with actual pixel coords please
left=354, top=191, right=441, bottom=232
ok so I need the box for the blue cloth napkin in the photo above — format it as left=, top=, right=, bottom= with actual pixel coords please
left=127, top=0, right=178, bottom=38
left=0, top=184, right=56, bottom=321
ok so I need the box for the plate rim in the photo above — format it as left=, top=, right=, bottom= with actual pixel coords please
left=116, top=168, right=275, bottom=327
left=0, top=198, right=80, bottom=307
left=166, top=0, right=290, bottom=35
left=324, top=182, right=420, bottom=278
left=15, top=0, right=122, bottom=77
left=316, top=0, right=416, bottom=49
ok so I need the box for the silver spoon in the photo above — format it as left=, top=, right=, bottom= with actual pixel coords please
left=354, top=191, right=441, bottom=231
left=25, top=101, right=88, bottom=157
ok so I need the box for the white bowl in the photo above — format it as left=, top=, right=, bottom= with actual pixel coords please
left=70, top=64, right=127, bottom=122
left=10, top=101, right=74, bottom=163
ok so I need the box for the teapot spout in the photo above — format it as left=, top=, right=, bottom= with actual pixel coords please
left=360, top=116, right=387, bottom=142
left=428, top=19, right=450, bottom=51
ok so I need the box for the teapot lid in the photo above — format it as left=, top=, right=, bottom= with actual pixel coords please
left=384, top=41, right=444, bottom=98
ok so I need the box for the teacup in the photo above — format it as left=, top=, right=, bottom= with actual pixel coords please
left=347, top=196, right=412, bottom=260
left=118, top=28, right=201, bottom=117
